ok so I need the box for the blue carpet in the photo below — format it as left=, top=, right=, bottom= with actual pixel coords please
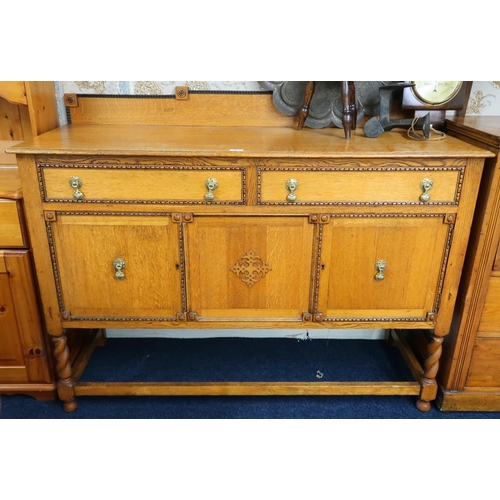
left=2, top=338, right=499, bottom=418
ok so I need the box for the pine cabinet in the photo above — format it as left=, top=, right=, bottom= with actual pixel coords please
left=8, top=94, right=492, bottom=412
left=0, top=82, right=59, bottom=398
left=429, top=116, right=500, bottom=411
left=0, top=83, right=102, bottom=400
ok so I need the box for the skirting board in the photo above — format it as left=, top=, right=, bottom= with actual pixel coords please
left=106, top=328, right=386, bottom=340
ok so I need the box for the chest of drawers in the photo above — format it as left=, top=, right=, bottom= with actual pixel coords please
left=431, top=117, right=500, bottom=410
left=8, top=96, right=492, bottom=412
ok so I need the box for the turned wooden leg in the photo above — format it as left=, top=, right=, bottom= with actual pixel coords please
left=416, top=333, right=444, bottom=412
left=297, top=81, right=316, bottom=130
left=341, top=81, right=357, bottom=139
left=52, top=332, right=78, bottom=412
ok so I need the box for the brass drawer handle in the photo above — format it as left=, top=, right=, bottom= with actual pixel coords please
left=420, top=178, right=433, bottom=202
left=375, top=260, right=387, bottom=281
left=285, top=178, right=299, bottom=203
left=205, top=178, right=218, bottom=201
left=69, top=176, right=84, bottom=200
left=113, top=258, right=126, bottom=280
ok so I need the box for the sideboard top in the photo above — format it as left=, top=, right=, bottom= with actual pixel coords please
left=7, top=124, right=494, bottom=159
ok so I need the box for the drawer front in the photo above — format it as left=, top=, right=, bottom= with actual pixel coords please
left=0, top=200, right=25, bottom=247
left=466, top=338, right=500, bottom=387
left=258, top=167, right=462, bottom=205
left=40, top=165, right=246, bottom=204
left=477, top=277, right=500, bottom=335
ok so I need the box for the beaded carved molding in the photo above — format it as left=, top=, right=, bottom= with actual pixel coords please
left=257, top=165, right=465, bottom=206
left=37, top=163, right=247, bottom=205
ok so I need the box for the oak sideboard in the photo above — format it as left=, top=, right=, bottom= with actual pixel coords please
left=7, top=93, right=493, bottom=412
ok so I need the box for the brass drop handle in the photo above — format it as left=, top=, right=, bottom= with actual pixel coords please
left=375, top=260, right=387, bottom=281
left=205, top=177, right=218, bottom=201
left=69, top=176, right=84, bottom=200
left=285, top=178, right=299, bottom=202
left=113, top=258, right=126, bottom=280
left=420, top=178, right=433, bottom=203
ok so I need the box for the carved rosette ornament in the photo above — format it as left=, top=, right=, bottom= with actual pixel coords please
left=231, top=250, right=271, bottom=288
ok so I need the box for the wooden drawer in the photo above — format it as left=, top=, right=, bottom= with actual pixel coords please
left=258, top=167, right=462, bottom=205
left=0, top=200, right=25, bottom=247
left=40, top=165, right=246, bottom=204
left=466, top=338, right=500, bottom=387
left=477, top=277, right=500, bottom=335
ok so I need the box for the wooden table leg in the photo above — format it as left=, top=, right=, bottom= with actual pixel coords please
left=416, top=333, right=444, bottom=411
left=52, top=332, right=78, bottom=412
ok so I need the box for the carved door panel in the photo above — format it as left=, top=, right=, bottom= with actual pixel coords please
left=317, top=215, right=452, bottom=321
left=49, top=214, right=183, bottom=320
left=186, top=215, right=315, bottom=321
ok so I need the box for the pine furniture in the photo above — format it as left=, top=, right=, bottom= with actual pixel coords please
left=7, top=92, right=493, bottom=412
left=1, top=82, right=103, bottom=400
left=432, top=116, right=500, bottom=411
left=0, top=82, right=59, bottom=398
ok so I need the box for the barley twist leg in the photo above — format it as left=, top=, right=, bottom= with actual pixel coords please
left=416, top=333, right=444, bottom=412
left=52, top=333, right=77, bottom=412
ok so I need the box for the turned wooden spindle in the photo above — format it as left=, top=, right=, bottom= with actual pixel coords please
left=416, top=334, right=444, bottom=412
left=52, top=333, right=78, bottom=412
left=297, top=81, right=316, bottom=130
left=341, top=81, right=357, bottom=139
left=297, top=81, right=356, bottom=138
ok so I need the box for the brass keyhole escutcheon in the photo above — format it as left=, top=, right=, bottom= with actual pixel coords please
left=420, top=178, right=433, bottom=203
left=205, top=177, right=218, bottom=201
left=285, top=178, right=299, bottom=203
left=69, top=176, right=84, bottom=200
left=113, top=258, right=126, bottom=280
left=375, top=260, right=387, bottom=281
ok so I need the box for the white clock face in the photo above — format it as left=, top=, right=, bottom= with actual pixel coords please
left=412, top=81, right=462, bottom=105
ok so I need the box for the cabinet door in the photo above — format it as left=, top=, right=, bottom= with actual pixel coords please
left=186, top=216, right=314, bottom=321
left=0, top=251, right=51, bottom=383
left=317, top=215, right=451, bottom=321
left=49, top=214, right=183, bottom=320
